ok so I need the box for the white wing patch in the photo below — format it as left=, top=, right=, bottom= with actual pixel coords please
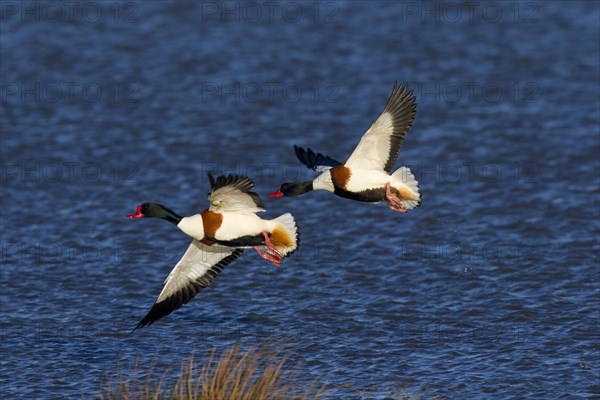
left=315, top=165, right=335, bottom=173
left=346, top=112, right=394, bottom=171
left=134, top=240, right=243, bottom=330
left=209, top=186, right=265, bottom=214
left=207, top=175, right=265, bottom=215
left=156, top=240, right=237, bottom=302
left=345, top=82, right=417, bottom=173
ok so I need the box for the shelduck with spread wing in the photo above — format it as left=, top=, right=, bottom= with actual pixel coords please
left=269, top=82, right=421, bottom=213
left=127, top=174, right=298, bottom=329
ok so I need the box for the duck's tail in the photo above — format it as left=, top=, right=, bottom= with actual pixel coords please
left=269, top=213, right=299, bottom=257
left=392, top=166, right=421, bottom=210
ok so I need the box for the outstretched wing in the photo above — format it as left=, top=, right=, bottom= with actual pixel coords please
left=345, top=82, right=417, bottom=173
left=207, top=174, right=265, bottom=214
left=294, top=145, right=342, bottom=173
left=133, top=240, right=243, bottom=330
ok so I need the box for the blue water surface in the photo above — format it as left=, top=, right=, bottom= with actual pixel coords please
left=1, top=1, right=599, bottom=399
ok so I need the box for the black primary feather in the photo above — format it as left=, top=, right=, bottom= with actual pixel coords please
left=379, top=81, right=417, bottom=173
left=293, top=145, right=342, bottom=171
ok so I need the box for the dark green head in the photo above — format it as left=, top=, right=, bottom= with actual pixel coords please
left=268, top=181, right=313, bottom=198
left=127, top=202, right=182, bottom=224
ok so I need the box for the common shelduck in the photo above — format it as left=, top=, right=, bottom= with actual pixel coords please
left=269, top=82, right=420, bottom=212
left=128, top=174, right=299, bottom=329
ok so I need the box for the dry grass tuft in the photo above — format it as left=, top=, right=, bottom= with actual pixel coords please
left=99, top=344, right=329, bottom=400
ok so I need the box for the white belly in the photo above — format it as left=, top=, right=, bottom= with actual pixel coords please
left=345, top=169, right=391, bottom=192
left=216, top=213, right=267, bottom=241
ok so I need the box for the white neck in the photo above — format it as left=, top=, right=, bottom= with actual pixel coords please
left=313, top=170, right=334, bottom=192
left=177, top=214, right=205, bottom=241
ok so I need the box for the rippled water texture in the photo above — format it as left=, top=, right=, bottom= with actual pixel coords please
left=1, top=1, right=599, bottom=398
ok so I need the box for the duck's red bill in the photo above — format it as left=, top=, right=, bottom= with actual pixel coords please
left=128, top=205, right=144, bottom=218
left=268, top=190, right=283, bottom=198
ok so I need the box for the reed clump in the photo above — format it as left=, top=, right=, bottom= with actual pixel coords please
left=99, top=344, right=329, bottom=400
